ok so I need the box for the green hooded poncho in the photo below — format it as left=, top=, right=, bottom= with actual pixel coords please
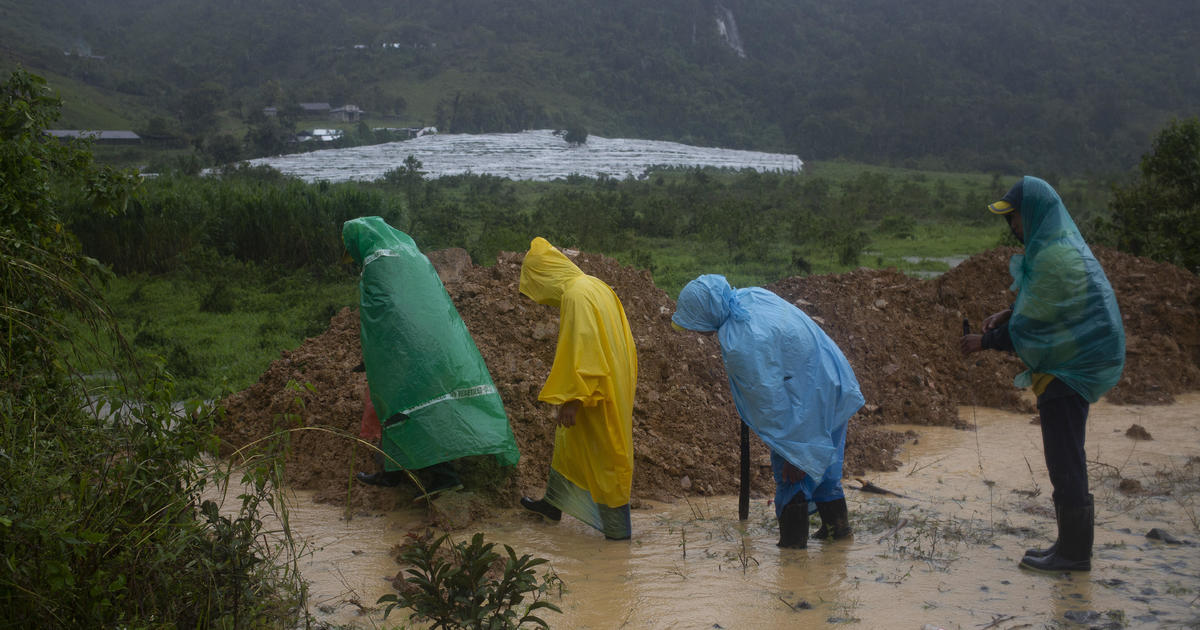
left=1007, top=177, right=1125, bottom=402
left=342, top=217, right=519, bottom=471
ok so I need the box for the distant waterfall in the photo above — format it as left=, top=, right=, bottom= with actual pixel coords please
left=714, top=4, right=746, bottom=58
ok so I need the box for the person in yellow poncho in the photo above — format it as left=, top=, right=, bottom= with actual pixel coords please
left=517, top=237, right=638, bottom=540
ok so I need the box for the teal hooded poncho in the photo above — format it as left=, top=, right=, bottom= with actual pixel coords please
left=342, top=217, right=519, bottom=471
left=1007, top=176, right=1125, bottom=402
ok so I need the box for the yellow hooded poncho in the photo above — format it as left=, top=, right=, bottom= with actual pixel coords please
left=520, top=238, right=637, bottom=514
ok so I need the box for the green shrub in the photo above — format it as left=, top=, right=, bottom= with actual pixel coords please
left=1, top=68, right=304, bottom=627
left=1102, top=117, right=1200, bottom=273
left=380, top=532, right=563, bottom=629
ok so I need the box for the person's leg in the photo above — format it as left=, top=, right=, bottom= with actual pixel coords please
left=811, top=462, right=850, bottom=540
left=1021, top=388, right=1092, bottom=572
left=418, top=462, right=463, bottom=497
left=520, top=495, right=562, bottom=521
left=769, top=451, right=810, bottom=547
left=356, top=450, right=407, bottom=486
left=1042, top=396, right=1090, bottom=509
left=777, top=492, right=809, bottom=549
left=812, top=421, right=851, bottom=540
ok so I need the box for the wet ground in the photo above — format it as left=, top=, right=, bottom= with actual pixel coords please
left=278, top=395, right=1200, bottom=629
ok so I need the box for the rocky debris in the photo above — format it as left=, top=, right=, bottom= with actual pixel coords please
left=1118, top=478, right=1143, bottom=494
left=1125, top=424, right=1153, bottom=440
left=1145, top=528, right=1188, bottom=545
left=216, top=246, right=1200, bottom=517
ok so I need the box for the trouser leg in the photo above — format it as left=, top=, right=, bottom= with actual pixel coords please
left=1020, top=388, right=1092, bottom=572
left=814, top=498, right=852, bottom=540
left=1020, top=495, right=1093, bottom=572
left=777, top=493, right=809, bottom=549
left=1038, top=391, right=1090, bottom=507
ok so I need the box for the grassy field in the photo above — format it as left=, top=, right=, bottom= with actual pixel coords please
left=62, top=156, right=1106, bottom=400
left=74, top=216, right=1004, bottom=401
left=70, top=269, right=358, bottom=400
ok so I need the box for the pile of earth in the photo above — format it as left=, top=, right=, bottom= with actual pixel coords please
left=216, top=245, right=1200, bottom=519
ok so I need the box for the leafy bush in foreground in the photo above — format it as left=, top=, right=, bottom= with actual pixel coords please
left=1, top=68, right=303, bottom=628
left=380, top=532, right=563, bottom=629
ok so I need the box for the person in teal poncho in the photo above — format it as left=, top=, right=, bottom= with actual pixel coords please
left=960, top=177, right=1125, bottom=573
left=342, top=217, right=520, bottom=499
left=673, top=275, right=865, bottom=549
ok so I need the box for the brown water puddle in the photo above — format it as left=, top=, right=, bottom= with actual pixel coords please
left=278, top=395, right=1200, bottom=629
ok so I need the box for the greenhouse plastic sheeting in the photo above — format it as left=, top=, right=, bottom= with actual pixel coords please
left=342, top=217, right=519, bottom=471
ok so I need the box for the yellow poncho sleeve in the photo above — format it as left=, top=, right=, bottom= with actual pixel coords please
left=542, top=276, right=637, bottom=507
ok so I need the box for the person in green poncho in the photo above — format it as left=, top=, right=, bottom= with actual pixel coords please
left=342, top=217, right=520, bottom=499
left=960, top=177, right=1125, bottom=573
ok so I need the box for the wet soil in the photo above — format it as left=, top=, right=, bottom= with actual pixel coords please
left=216, top=246, right=1200, bottom=525
left=276, top=396, right=1200, bottom=630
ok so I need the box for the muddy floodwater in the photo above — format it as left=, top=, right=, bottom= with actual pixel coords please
left=274, top=395, right=1200, bottom=629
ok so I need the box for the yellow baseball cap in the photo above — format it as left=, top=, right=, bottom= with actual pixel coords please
left=988, top=179, right=1023, bottom=215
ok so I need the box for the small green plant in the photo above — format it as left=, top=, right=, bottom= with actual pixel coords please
left=379, top=532, right=563, bottom=629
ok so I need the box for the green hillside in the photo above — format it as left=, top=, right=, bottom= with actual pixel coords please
left=3, top=0, right=1198, bottom=175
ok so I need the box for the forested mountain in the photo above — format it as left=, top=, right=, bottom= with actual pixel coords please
left=2, top=0, right=1197, bottom=175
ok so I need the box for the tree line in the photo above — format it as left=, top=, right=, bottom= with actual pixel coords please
left=5, top=0, right=1197, bottom=176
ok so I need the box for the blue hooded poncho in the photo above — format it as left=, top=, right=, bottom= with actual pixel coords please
left=672, top=275, right=864, bottom=514
left=1007, top=177, right=1125, bottom=402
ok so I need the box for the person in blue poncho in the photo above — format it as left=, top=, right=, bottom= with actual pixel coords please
left=961, top=177, right=1125, bottom=573
left=672, top=275, right=865, bottom=549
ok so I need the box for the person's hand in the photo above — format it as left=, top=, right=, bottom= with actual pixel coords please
left=982, top=309, right=1012, bottom=333
left=557, top=400, right=582, bottom=428
left=960, top=334, right=983, bottom=356
left=782, top=462, right=806, bottom=483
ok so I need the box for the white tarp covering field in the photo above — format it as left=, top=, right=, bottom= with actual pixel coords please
left=248, top=129, right=802, bottom=182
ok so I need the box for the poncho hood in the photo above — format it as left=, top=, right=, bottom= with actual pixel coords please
left=519, top=237, right=585, bottom=307
left=342, top=215, right=406, bottom=264
left=671, top=274, right=749, bottom=332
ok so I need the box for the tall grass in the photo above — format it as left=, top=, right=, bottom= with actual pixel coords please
left=68, top=268, right=359, bottom=400
left=2, top=68, right=307, bottom=627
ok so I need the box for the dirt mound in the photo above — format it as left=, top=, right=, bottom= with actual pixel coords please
left=933, top=246, right=1200, bottom=405
left=216, top=246, right=1199, bottom=517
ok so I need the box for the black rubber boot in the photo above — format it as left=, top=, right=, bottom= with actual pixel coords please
left=355, top=470, right=407, bottom=487
left=1025, top=494, right=1093, bottom=559
left=413, top=463, right=463, bottom=501
left=813, top=498, right=852, bottom=540
left=777, top=497, right=809, bottom=549
left=520, top=497, right=562, bottom=521
left=1025, top=498, right=1065, bottom=558
left=1019, top=497, right=1093, bottom=573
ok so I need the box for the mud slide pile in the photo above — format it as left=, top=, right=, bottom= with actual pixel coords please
left=216, top=246, right=1199, bottom=515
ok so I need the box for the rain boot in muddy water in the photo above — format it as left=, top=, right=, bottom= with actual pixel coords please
left=356, top=450, right=409, bottom=487
left=355, top=470, right=407, bottom=487
left=813, top=498, right=852, bottom=540
left=520, top=497, right=562, bottom=522
left=777, top=496, right=809, bottom=549
left=1025, top=493, right=1092, bottom=559
left=413, top=463, right=463, bottom=502
left=1019, top=497, right=1093, bottom=573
